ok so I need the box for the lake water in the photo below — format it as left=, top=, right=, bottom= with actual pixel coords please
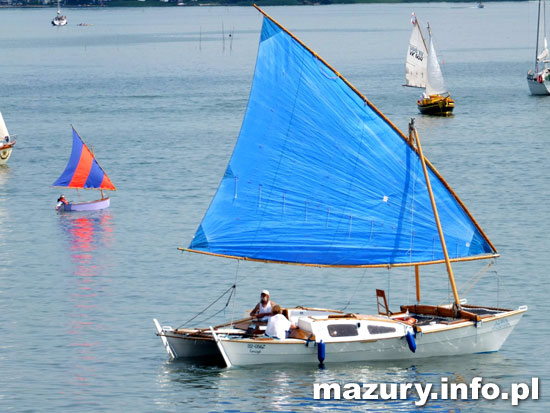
left=0, top=2, right=548, bottom=411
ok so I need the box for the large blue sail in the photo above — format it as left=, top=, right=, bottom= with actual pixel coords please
left=188, top=15, right=495, bottom=267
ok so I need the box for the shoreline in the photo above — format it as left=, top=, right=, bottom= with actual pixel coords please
left=0, top=0, right=528, bottom=9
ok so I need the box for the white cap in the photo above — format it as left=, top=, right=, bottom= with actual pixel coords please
left=261, top=289, right=270, bottom=296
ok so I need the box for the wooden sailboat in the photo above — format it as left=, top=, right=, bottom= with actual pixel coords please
left=53, top=127, right=115, bottom=212
left=0, top=112, right=16, bottom=165
left=406, top=14, right=454, bottom=115
left=527, top=0, right=550, bottom=95
left=155, top=6, right=525, bottom=367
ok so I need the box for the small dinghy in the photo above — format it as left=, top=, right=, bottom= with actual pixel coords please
left=53, top=126, right=115, bottom=212
left=0, top=112, right=16, bottom=165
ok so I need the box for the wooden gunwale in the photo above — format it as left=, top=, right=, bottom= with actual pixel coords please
left=224, top=337, right=307, bottom=344
left=0, top=141, right=16, bottom=150
left=67, top=197, right=110, bottom=206
left=461, top=304, right=513, bottom=312
left=417, top=309, right=525, bottom=334
left=159, top=334, right=217, bottom=341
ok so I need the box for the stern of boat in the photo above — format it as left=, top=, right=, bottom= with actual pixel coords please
left=153, top=319, right=226, bottom=364
left=400, top=304, right=527, bottom=356
left=527, top=72, right=550, bottom=95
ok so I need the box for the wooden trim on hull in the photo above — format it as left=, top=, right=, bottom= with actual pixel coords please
left=418, top=102, right=454, bottom=115
left=416, top=307, right=526, bottom=335
left=417, top=94, right=455, bottom=116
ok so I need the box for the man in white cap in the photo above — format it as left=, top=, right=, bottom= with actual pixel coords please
left=249, top=290, right=276, bottom=321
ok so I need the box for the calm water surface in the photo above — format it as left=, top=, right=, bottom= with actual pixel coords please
left=0, top=2, right=548, bottom=412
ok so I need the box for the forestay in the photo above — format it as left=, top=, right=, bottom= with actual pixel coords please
left=188, top=16, right=494, bottom=267
left=53, top=127, right=116, bottom=191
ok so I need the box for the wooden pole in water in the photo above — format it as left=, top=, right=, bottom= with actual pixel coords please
left=222, top=21, right=225, bottom=52
left=412, top=120, right=461, bottom=309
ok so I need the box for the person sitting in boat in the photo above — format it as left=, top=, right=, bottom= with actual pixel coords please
left=265, top=305, right=296, bottom=340
left=57, top=195, right=68, bottom=205
left=249, top=289, right=275, bottom=321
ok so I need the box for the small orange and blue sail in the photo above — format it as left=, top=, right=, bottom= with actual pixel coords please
left=53, top=127, right=115, bottom=191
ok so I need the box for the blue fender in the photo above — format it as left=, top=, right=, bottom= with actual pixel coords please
left=317, top=340, right=326, bottom=367
left=405, top=330, right=416, bottom=353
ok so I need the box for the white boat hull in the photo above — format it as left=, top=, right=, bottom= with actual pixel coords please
left=0, top=145, right=14, bottom=165
left=218, top=310, right=524, bottom=366
left=527, top=73, right=550, bottom=95
left=164, top=334, right=221, bottom=359
left=52, top=16, right=67, bottom=26
left=156, top=307, right=525, bottom=367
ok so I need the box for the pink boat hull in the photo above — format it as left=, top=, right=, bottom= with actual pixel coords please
left=56, top=197, right=110, bottom=212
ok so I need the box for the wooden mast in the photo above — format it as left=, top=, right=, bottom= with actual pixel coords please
left=415, top=265, right=421, bottom=303
left=408, top=123, right=422, bottom=304
left=411, top=119, right=460, bottom=309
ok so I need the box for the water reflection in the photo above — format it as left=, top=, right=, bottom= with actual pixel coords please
left=154, top=353, right=520, bottom=411
left=58, top=210, right=114, bottom=390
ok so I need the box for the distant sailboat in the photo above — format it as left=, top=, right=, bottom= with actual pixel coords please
left=52, top=0, right=67, bottom=27
left=405, top=12, right=428, bottom=88
left=527, top=0, right=550, bottom=95
left=0, top=112, right=16, bottom=165
left=154, top=6, right=526, bottom=368
left=406, top=14, right=454, bottom=115
left=53, top=127, right=115, bottom=212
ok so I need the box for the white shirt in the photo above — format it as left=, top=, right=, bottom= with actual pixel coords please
left=265, top=314, right=291, bottom=340
left=257, top=300, right=272, bottom=321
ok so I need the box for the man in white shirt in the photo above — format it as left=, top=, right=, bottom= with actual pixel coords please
left=249, top=290, right=276, bottom=321
left=265, top=305, right=296, bottom=340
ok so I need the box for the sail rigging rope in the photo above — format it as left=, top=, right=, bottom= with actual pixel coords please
left=459, top=260, right=495, bottom=298
left=437, top=260, right=495, bottom=307
left=176, top=283, right=236, bottom=329
left=230, top=260, right=240, bottom=325
left=341, top=267, right=368, bottom=312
